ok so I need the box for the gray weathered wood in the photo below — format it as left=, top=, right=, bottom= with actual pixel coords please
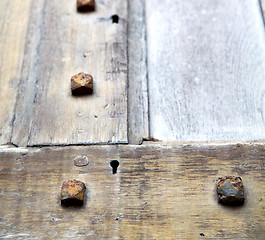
left=146, top=0, right=265, bottom=141
left=0, top=0, right=31, bottom=144
left=11, top=0, right=47, bottom=147
left=0, top=143, right=264, bottom=239
left=12, top=0, right=128, bottom=146
left=128, top=0, right=149, bottom=144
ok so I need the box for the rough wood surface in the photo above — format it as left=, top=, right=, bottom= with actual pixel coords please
left=0, top=0, right=31, bottom=144
left=0, top=143, right=264, bottom=239
left=146, top=0, right=265, bottom=142
left=128, top=0, right=149, bottom=144
left=12, top=0, right=128, bottom=147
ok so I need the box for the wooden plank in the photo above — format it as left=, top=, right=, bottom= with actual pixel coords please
left=0, top=0, right=31, bottom=144
left=128, top=0, right=149, bottom=144
left=0, top=143, right=264, bottom=239
left=12, top=0, right=128, bottom=147
left=146, top=0, right=265, bottom=141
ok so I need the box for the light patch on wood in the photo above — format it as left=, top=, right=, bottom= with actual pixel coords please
left=0, top=144, right=264, bottom=239
left=146, top=0, right=265, bottom=141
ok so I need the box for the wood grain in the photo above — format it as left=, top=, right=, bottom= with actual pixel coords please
left=12, top=0, right=128, bottom=147
left=146, top=0, right=265, bottom=142
left=0, top=0, right=31, bottom=144
left=0, top=143, right=264, bottom=239
left=128, top=0, right=149, bottom=144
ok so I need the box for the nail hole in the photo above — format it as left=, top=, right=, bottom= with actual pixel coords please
left=111, top=15, right=119, bottom=24
left=110, top=160, right=119, bottom=174
left=73, top=156, right=89, bottom=167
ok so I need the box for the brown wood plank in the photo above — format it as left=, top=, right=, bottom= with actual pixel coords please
left=146, top=0, right=265, bottom=141
left=12, top=0, right=128, bottom=147
left=128, top=0, right=149, bottom=144
left=0, top=143, right=264, bottom=239
left=0, top=0, right=31, bottom=144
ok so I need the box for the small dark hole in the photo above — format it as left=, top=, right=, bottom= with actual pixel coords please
left=111, top=15, right=119, bottom=24
left=110, top=160, right=119, bottom=174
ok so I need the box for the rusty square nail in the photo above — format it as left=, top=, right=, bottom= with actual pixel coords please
left=71, top=72, right=93, bottom=95
left=216, top=176, right=244, bottom=205
left=61, top=180, right=86, bottom=206
left=77, top=0, right=95, bottom=12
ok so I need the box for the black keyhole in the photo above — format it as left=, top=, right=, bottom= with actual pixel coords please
left=110, top=160, right=119, bottom=174
left=111, top=15, right=119, bottom=24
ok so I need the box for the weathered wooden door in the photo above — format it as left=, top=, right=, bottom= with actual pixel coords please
left=0, top=0, right=264, bottom=239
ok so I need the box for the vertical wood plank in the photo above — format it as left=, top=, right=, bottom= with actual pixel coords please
left=128, top=0, right=149, bottom=144
left=0, top=0, right=31, bottom=144
left=11, top=0, right=47, bottom=147
left=12, top=0, right=128, bottom=146
left=146, top=0, right=265, bottom=141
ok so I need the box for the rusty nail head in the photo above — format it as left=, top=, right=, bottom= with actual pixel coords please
left=61, top=180, right=86, bottom=206
left=217, top=176, right=244, bottom=205
left=73, top=156, right=89, bottom=167
left=71, top=72, right=93, bottom=95
left=77, top=0, right=95, bottom=12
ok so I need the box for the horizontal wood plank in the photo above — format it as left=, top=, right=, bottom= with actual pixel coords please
left=146, top=0, right=265, bottom=141
left=12, top=0, right=128, bottom=146
left=0, top=143, right=264, bottom=239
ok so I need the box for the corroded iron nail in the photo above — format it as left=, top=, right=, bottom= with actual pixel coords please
left=61, top=180, right=86, bottom=206
left=73, top=156, right=89, bottom=167
left=217, top=176, right=245, bottom=205
left=77, top=0, right=95, bottom=12
left=71, top=72, right=93, bottom=95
